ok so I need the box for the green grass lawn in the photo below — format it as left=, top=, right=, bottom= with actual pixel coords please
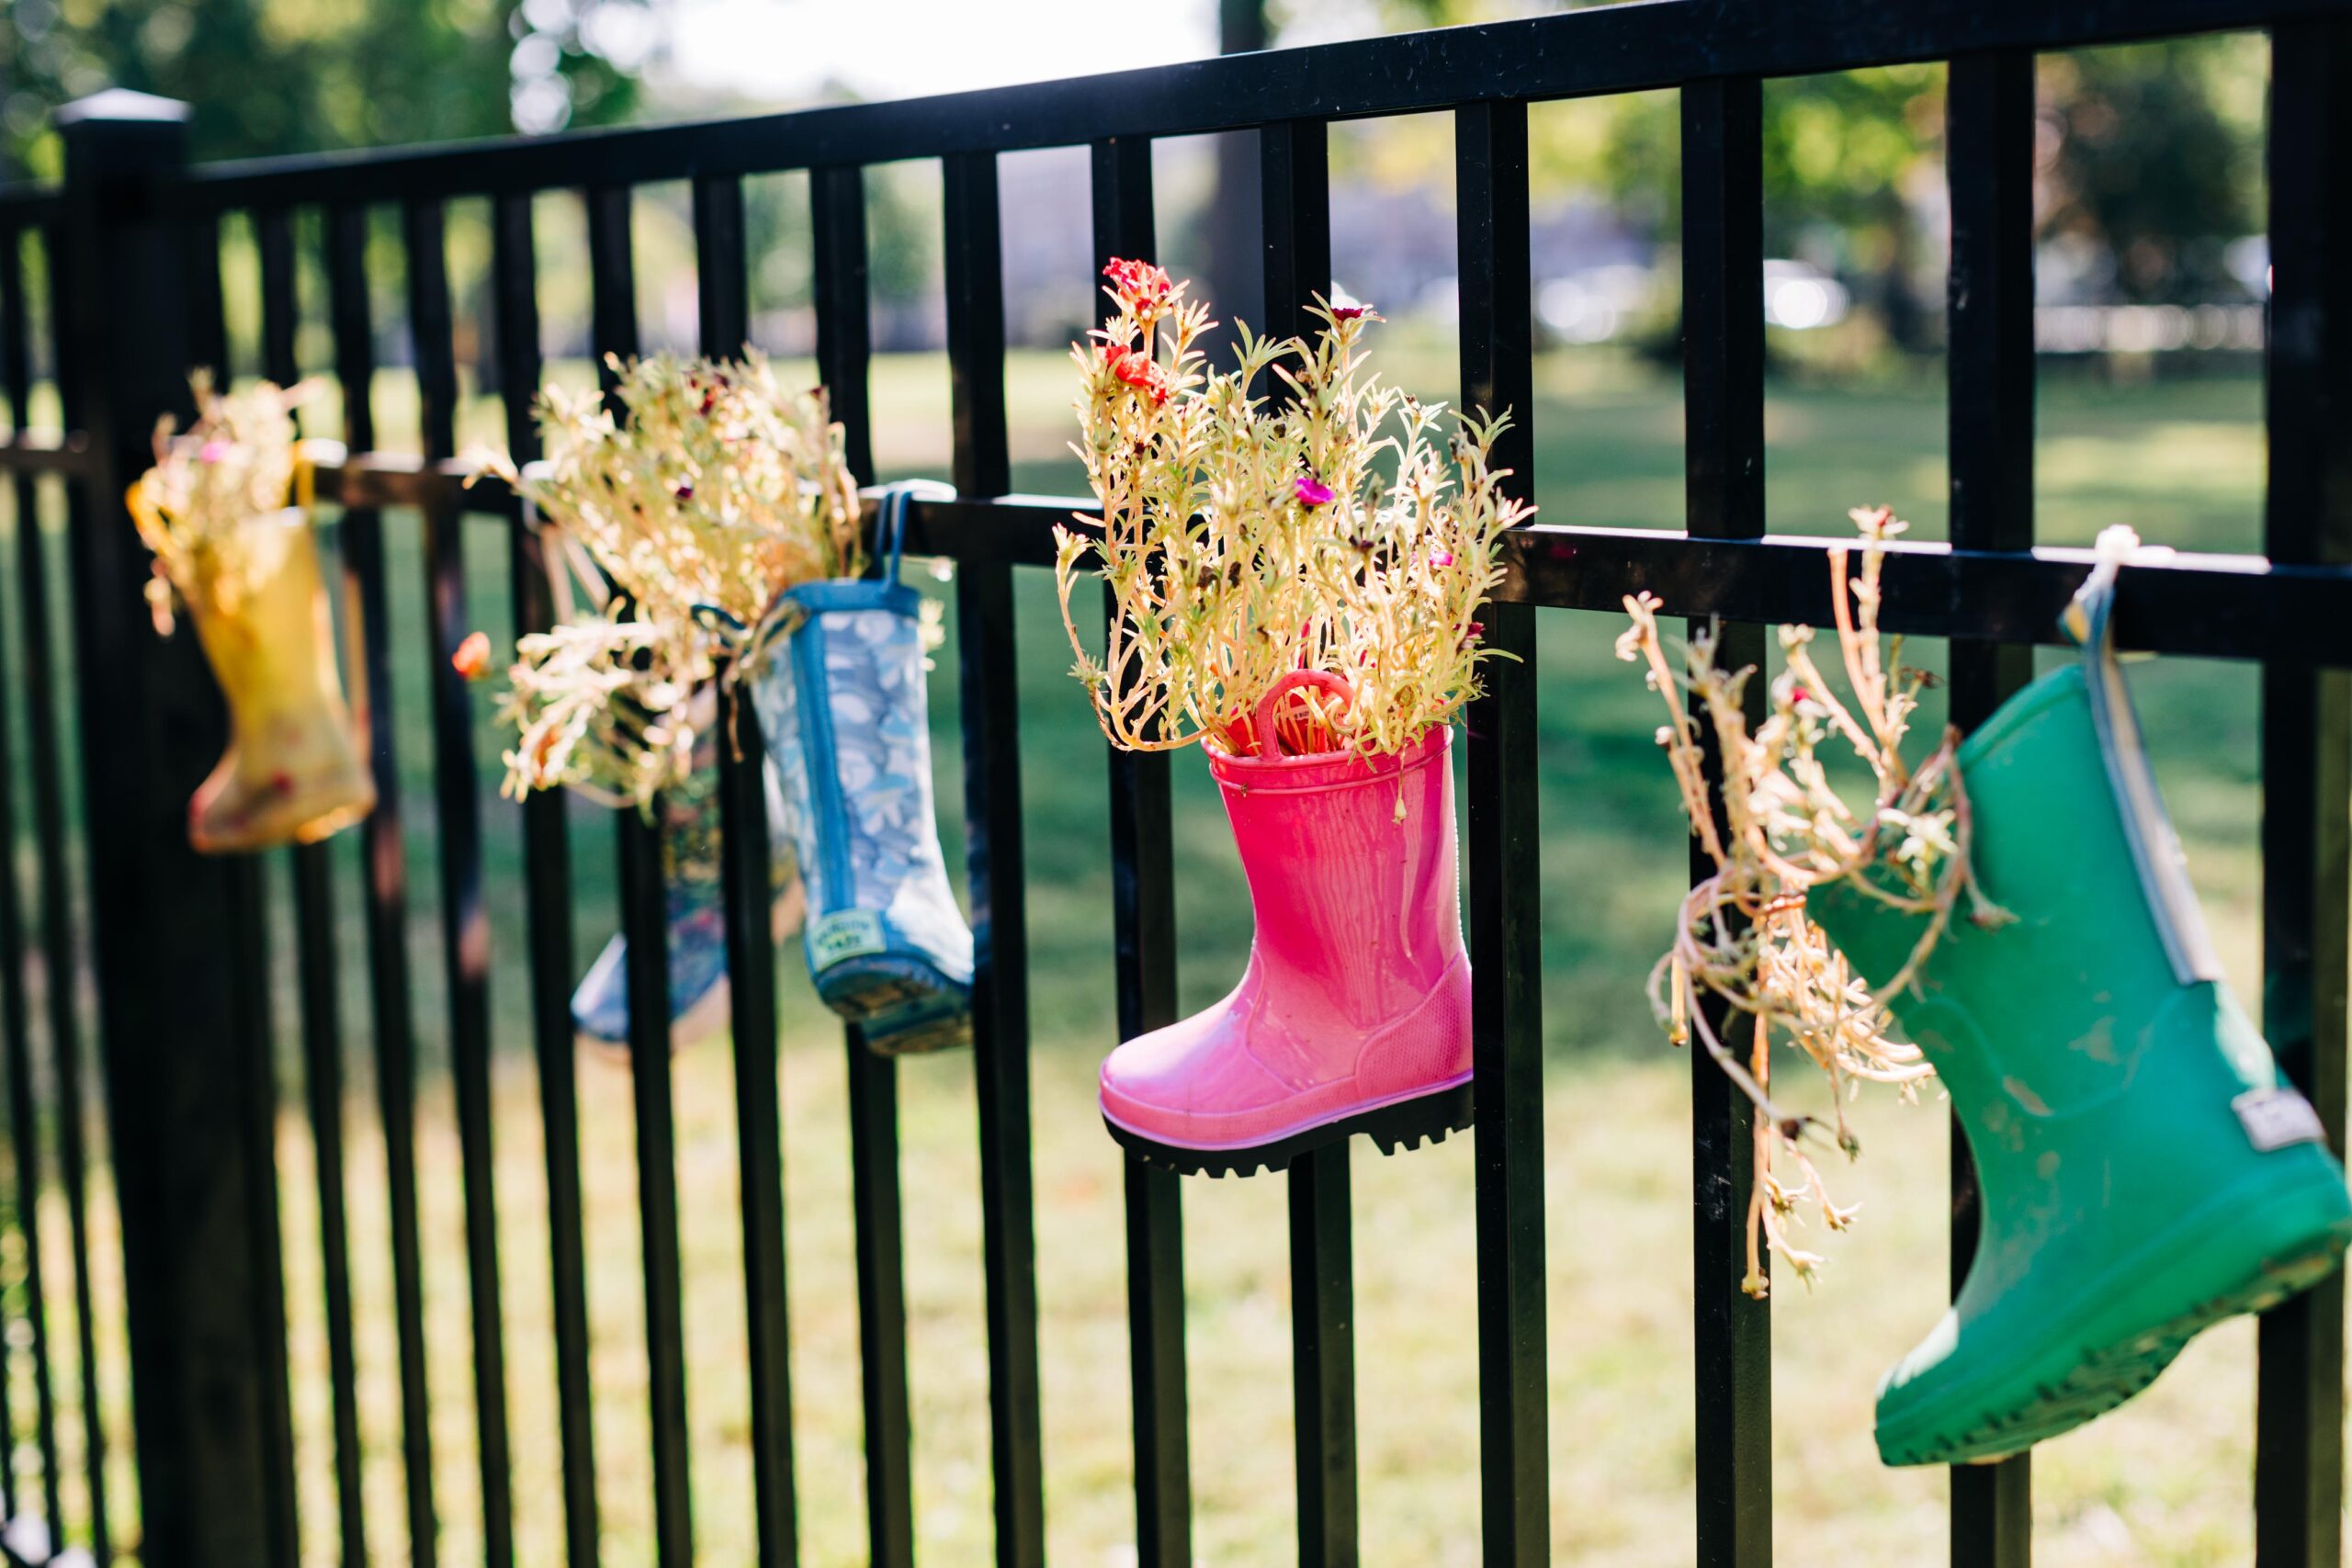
left=11, top=349, right=2305, bottom=1564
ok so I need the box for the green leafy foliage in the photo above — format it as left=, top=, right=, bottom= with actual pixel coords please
left=3, top=0, right=650, bottom=175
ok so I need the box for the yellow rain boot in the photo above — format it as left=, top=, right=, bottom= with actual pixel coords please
left=130, top=377, right=372, bottom=854
left=178, top=508, right=374, bottom=853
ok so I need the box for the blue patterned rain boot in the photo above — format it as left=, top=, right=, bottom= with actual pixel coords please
left=572, top=723, right=803, bottom=1048
left=750, top=481, right=975, bottom=1055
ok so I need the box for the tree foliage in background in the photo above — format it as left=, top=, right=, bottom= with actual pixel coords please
left=2038, top=41, right=2265, bottom=301
left=1316, top=0, right=2267, bottom=314
left=2, top=0, right=654, bottom=177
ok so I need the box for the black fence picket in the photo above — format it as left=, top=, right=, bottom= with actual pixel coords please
left=0, top=6, right=2347, bottom=1564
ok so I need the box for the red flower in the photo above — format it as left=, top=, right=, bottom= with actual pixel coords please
left=452, top=630, right=493, bottom=681
left=1295, top=475, right=1335, bottom=508
left=1102, top=344, right=1169, bottom=404
left=1331, top=304, right=1373, bottom=321
left=1103, top=257, right=1174, bottom=308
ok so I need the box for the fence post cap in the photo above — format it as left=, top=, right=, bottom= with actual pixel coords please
left=55, top=89, right=191, bottom=129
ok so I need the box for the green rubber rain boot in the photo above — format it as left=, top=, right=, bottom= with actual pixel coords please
left=1807, top=532, right=2352, bottom=1467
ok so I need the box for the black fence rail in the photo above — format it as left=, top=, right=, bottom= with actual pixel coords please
left=0, top=1, right=2345, bottom=1563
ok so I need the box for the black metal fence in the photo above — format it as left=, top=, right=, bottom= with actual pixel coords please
left=0, top=1, right=2348, bottom=1563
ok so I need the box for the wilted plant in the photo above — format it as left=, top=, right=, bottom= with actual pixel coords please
left=127, top=373, right=320, bottom=635
left=1056, top=259, right=1530, bottom=761
left=483, top=352, right=866, bottom=813
left=1617, top=506, right=2008, bottom=1294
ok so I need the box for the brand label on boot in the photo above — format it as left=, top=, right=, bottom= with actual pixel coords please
left=809, top=909, right=887, bottom=971
left=2235, top=1088, right=2329, bottom=1153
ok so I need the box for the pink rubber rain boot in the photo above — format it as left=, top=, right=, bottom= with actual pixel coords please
left=1100, top=672, right=1475, bottom=1176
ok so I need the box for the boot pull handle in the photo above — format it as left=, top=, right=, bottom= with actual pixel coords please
left=863, top=478, right=957, bottom=583
left=705, top=478, right=959, bottom=673
left=2062, top=525, right=2222, bottom=987
left=1252, top=670, right=1354, bottom=759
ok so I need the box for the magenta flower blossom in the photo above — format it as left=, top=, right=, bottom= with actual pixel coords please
left=1429, top=549, right=1455, bottom=568
left=1332, top=304, right=1373, bottom=321
left=198, top=440, right=228, bottom=464
left=1295, top=475, right=1335, bottom=508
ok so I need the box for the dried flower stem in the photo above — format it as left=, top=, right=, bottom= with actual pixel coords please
left=482, top=352, right=865, bottom=813
left=1618, top=506, right=2010, bottom=1294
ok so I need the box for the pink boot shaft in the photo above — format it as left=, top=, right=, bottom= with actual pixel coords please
left=1099, top=716, right=1474, bottom=1175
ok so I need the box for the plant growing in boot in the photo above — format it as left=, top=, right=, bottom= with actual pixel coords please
left=1625, top=515, right=2352, bottom=1468
left=128, top=374, right=375, bottom=853
left=1056, top=259, right=1529, bottom=1175
left=491, top=351, right=865, bottom=814
left=491, top=356, right=973, bottom=1055
left=485, top=353, right=833, bottom=1044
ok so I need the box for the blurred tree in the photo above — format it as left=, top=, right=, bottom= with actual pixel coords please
left=1, top=0, right=655, bottom=178
left=2038, top=40, right=2265, bottom=302
left=1302, top=0, right=2266, bottom=329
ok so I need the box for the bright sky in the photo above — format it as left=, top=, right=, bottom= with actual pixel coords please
left=658, top=0, right=1227, bottom=104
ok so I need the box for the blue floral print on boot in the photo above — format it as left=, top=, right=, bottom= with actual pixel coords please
left=751, top=481, right=974, bottom=1055
left=573, top=726, right=802, bottom=1048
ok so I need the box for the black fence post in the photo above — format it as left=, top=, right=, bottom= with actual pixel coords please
left=52, top=91, right=300, bottom=1568
left=2257, top=21, right=2352, bottom=1565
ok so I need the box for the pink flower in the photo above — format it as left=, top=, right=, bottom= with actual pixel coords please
left=198, top=440, right=227, bottom=463
left=1429, top=549, right=1455, bottom=568
left=1295, top=475, right=1335, bottom=508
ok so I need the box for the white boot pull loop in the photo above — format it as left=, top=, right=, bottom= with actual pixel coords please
left=2063, top=524, right=2222, bottom=987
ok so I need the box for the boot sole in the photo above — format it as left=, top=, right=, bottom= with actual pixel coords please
left=194, top=777, right=376, bottom=854
left=1102, top=1079, right=1475, bottom=1178
left=823, top=966, right=973, bottom=1056
left=1883, top=1173, right=2352, bottom=1466
left=573, top=886, right=808, bottom=1054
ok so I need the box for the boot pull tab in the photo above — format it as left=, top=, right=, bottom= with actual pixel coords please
left=2062, top=525, right=2223, bottom=987
left=1253, top=670, right=1354, bottom=759
left=717, top=479, right=956, bottom=679
left=862, top=478, right=957, bottom=584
